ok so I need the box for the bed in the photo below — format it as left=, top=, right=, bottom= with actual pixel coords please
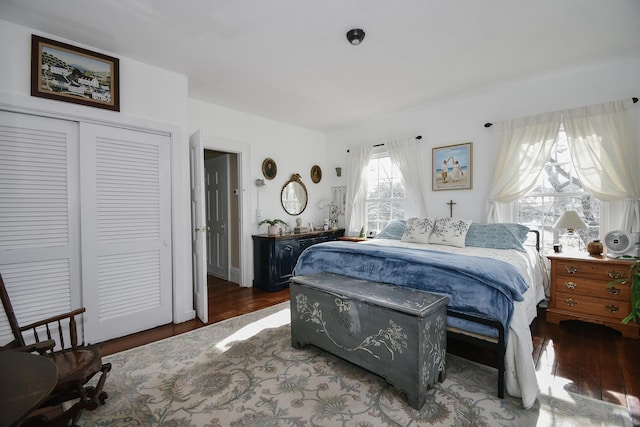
left=292, top=218, right=547, bottom=409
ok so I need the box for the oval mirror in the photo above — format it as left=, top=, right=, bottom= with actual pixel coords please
left=281, top=173, right=308, bottom=216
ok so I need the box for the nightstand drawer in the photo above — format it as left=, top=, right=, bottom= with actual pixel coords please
left=555, top=291, right=628, bottom=321
left=555, top=260, right=630, bottom=282
left=555, top=277, right=630, bottom=300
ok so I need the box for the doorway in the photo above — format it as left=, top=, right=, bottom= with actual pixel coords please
left=204, top=150, right=240, bottom=283
left=190, top=130, right=251, bottom=324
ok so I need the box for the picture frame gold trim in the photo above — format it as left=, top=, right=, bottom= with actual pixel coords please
left=432, top=142, right=472, bottom=191
left=310, top=165, right=322, bottom=183
left=31, top=35, right=120, bottom=111
left=262, top=158, right=277, bottom=180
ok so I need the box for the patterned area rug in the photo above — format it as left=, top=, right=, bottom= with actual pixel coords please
left=77, top=303, right=631, bottom=426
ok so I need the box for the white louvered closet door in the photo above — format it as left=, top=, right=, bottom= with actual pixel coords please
left=79, top=123, right=172, bottom=343
left=0, top=111, right=81, bottom=345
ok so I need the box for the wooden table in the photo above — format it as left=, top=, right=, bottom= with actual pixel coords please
left=0, top=351, right=58, bottom=427
left=337, top=236, right=367, bottom=242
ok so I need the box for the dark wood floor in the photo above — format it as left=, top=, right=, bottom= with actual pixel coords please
left=99, top=276, right=290, bottom=355
left=99, top=276, right=640, bottom=425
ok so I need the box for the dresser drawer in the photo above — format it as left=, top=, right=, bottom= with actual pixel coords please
left=555, top=260, right=629, bottom=282
left=554, top=276, right=630, bottom=300
left=554, top=291, right=629, bottom=321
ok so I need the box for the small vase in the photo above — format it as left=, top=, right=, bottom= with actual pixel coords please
left=587, top=240, right=603, bottom=256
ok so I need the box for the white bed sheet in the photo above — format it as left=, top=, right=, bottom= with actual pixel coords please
left=361, top=239, right=545, bottom=409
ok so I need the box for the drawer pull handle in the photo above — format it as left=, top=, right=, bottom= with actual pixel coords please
left=607, top=271, right=622, bottom=279
left=607, top=287, right=621, bottom=296
left=605, top=305, right=619, bottom=313
left=565, top=281, right=577, bottom=290
left=564, top=298, right=577, bottom=307
left=565, top=266, right=578, bottom=274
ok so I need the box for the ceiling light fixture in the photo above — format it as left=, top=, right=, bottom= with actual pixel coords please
left=346, top=29, right=365, bottom=45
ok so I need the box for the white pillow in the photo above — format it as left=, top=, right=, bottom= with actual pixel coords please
left=428, top=217, right=472, bottom=247
left=400, top=217, right=435, bottom=243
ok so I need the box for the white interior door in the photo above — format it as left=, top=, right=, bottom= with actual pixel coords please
left=206, top=154, right=229, bottom=279
left=79, top=123, right=172, bottom=343
left=189, top=132, right=207, bottom=323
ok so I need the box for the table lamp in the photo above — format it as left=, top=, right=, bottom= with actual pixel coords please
left=553, top=210, right=588, bottom=251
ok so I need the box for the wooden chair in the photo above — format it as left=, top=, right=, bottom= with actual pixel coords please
left=0, top=273, right=111, bottom=426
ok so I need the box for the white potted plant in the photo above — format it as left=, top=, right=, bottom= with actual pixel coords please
left=258, top=218, right=288, bottom=235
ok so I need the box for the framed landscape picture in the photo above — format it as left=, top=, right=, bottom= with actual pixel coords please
left=31, top=35, right=120, bottom=111
left=432, top=142, right=473, bottom=191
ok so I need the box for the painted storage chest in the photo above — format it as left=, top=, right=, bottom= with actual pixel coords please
left=290, top=272, right=448, bottom=410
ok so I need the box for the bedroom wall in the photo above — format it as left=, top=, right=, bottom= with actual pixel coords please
left=0, top=19, right=194, bottom=323
left=326, top=55, right=640, bottom=230
left=188, top=98, right=331, bottom=231
left=0, top=18, right=335, bottom=323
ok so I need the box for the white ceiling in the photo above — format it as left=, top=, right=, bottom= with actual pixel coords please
left=2, top=0, right=640, bottom=131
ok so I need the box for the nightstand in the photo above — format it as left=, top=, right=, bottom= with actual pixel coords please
left=546, top=252, right=639, bottom=338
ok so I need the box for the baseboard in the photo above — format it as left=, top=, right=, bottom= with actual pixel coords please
left=229, top=267, right=240, bottom=284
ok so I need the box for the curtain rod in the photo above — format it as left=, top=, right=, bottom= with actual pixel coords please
left=483, top=96, right=638, bottom=128
left=347, top=135, right=421, bottom=153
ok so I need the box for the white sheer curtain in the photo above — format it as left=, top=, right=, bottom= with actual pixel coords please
left=486, top=112, right=562, bottom=223
left=345, top=145, right=372, bottom=234
left=563, top=101, right=640, bottom=232
left=387, top=138, right=428, bottom=217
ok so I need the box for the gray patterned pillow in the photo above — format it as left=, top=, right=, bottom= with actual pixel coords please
left=400, top=217, right=436, bottom=243
left=375, top=219, right=406, bottom=240
left=428, top=216, right=472, bottom=247
left=465, top=223, right=529, bottom=251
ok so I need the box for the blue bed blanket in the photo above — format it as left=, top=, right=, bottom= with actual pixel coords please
left=293, top=241, right=529, bottom=334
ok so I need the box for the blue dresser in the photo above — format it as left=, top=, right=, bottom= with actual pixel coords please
left=252, top=229, right=344, bottom=291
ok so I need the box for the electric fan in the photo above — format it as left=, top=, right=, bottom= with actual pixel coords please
left=604, top=230, right=640, bottom=258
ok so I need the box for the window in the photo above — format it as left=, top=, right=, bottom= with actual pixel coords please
left=518, top=127, right=600, bottom=251
left=365, top=153, right=405, bottom=233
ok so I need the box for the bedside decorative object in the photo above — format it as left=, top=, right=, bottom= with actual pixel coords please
left=553, top=210, right=588, bottom=251
left=587, top=240, right=604, bottom=256
left=262, top=158, right=277, bottom=180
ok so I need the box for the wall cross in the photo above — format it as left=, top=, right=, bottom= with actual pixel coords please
left=447, top=200, right=456, bottom=218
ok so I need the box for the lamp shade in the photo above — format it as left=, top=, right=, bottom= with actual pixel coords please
left=553, top=210, right=588, bottom=231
